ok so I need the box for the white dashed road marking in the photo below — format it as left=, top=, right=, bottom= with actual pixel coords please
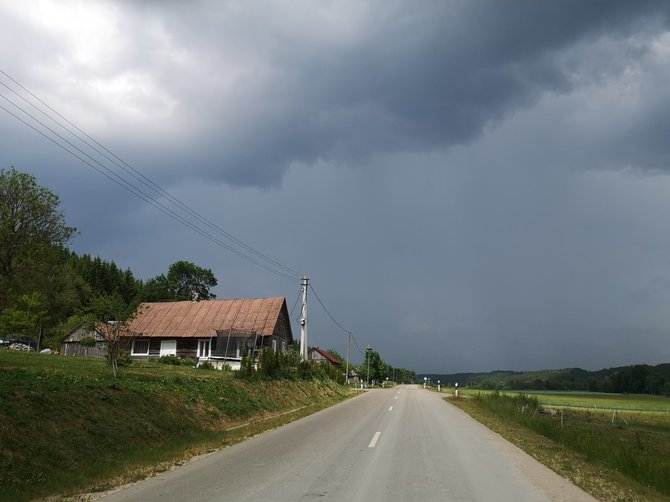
left=368, top=432, right=381, bottom=448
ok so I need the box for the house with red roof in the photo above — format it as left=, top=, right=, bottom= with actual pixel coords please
left=121, top=297, right=293, bottom=369
left=308, top=347, right=341, bottom=366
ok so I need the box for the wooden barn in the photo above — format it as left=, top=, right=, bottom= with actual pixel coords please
left=122, top=297, right=293, bottom=369
left=61, top=323, right=110, bottom=358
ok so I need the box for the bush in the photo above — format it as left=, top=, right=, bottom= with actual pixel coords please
left=258, top=348, right=281, bottom=378
left=236, top=346, right=345, bottom=383
left=116, top=351, right=133, bottom=368
left=197, top=361, right=215, bottom=370
left=238, top=348, right=256, bottom=379
left=158, top=355, right=182, bottom=365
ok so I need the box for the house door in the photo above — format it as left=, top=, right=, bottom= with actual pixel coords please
left=197, top=339, right=210, bottom=359
left=160, top=340, right=177, bottom=357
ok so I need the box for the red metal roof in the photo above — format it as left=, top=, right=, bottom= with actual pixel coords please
left=309, top=347, right=341, bottom=365
left=125, top=297, right=288, bottom=338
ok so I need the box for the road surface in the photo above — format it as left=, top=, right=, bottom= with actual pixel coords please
left=98, top=385, right=595, bottom=501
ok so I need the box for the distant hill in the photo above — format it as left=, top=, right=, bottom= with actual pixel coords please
left=418, top=363, right=670, bottom=395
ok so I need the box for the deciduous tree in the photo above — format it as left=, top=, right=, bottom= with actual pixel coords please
left=167, top=260, right=217, bottom=301
left=141, top=261, right=218, bottom=302
left=0, top=168, right=76, bottom=286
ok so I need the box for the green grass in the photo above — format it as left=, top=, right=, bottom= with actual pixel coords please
left=451, top=392, right=670, bottom=499
left=0, top=350, right=351, bottom=501
left=445, top=387, right=670, bottom=412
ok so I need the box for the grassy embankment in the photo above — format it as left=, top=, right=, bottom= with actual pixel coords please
left=446, top=390, right=670, bottom=501
left=0, top=351, right=352, bottom=501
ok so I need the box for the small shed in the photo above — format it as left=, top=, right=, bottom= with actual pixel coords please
left=308, top=347, right=341, bottom=366
left=61, top=324, right=109, bottom=358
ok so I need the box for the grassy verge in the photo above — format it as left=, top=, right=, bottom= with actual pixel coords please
left=447, top=393, right=670, bottom=501
left=0, top=351, right=352, bottom=501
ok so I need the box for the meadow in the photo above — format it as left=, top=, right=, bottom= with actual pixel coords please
left=450, top=387, right=670, bottom=412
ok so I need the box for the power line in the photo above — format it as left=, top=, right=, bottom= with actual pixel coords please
left=309, top=284, right=349, bottom=334
left=350, top=332, right=365, bottom=357
left=309, top=283, right=365, bottom=357
left=289, top=286, right=302, bottom=317
left=0, top=100, right=299, bottom=282
left=0, top=68, right=301, bottom=282
left=0, top=73, right=300, bottom=278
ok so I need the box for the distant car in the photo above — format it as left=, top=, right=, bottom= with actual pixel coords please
left=0, top=339, right=10, bottom=347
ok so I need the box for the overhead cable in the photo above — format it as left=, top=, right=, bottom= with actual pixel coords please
left=0, top=68, right=301, bottom=282
left=309, top=284, right=364, bottom=357
left=0, top=101, right=298, bottom=282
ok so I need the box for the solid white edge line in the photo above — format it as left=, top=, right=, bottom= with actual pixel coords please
left=368, top=431, right=382, bottom=448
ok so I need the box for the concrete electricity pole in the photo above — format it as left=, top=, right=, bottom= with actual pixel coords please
left=300, top=276, right=309, bottom=360
left=345, top=331, right=351, bottom=385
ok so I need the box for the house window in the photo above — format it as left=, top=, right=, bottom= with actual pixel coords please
left=160, top=340, right=177, bottom=357
left=281, top=341, right=286, bottom=352
left=272, top=339, right=277, bottom=352
left=197, top=339, right=210, bottom=358
left=132, top=339, right=150, bottom=356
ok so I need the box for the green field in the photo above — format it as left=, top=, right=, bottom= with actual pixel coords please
left=0, top=350, right=350, bottom=501
left=446, top=387, right=670, bottom=412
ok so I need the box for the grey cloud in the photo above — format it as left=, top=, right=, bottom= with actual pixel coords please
left=7, top=1, right=669, bottom=188
left=134, top=0, right=670, bottom=187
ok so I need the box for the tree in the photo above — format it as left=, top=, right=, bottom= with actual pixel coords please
left=167, top=260, right=217, bottom=300
left=89, top=294, right=134, bottom=379
left=362, top=348, right=388, bottom=384
left=140, top=274, right=174, bottom=302
left=142, top=261, right=218, bottom=302
left=0, top=292, right=46, bottom=339
left=0, top=168, right=76, bottom=286
left=67, top=252, right=141, bottom=305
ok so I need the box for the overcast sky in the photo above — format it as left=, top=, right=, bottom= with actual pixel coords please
left=2, top=0, right=670, bottom=373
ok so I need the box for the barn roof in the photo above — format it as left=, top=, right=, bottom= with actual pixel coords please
left=125, top=297, right=290, bottom=339
left=309, top=347, right=342, bottom=366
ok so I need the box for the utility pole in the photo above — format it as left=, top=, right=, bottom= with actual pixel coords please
left=299, top=276, right=309, bottom=361
left=345, top=331, right=351, bottom=385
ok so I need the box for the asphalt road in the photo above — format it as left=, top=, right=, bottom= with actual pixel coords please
left=98, top=385, right=595, bottom=502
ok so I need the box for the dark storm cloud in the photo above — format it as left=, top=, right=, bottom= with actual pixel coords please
left=4, top=1, right=669, bottom=187
left=126, top=0, right=670, bottom=187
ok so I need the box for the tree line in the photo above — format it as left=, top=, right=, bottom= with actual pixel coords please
left=0, top=167, right=218, bottom=349
left=423, top=363, right=670, bottom=396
